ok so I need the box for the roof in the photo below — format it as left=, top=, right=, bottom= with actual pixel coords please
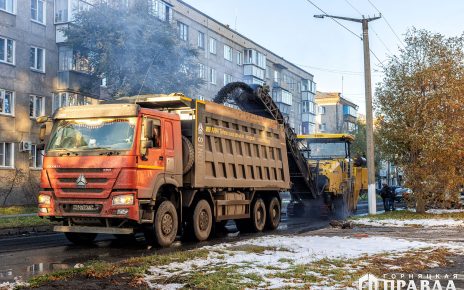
left=315, top=91, right=359, bottom=109
left=297, top=133, right=355, bottom=141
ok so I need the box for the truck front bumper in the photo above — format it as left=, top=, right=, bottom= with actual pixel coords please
left=54, top=225, right=134, bottom=235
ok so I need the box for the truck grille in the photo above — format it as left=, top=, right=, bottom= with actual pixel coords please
left=56, top=168, right=111, bottom=173
left=58, top=178, right=108, bottom=183
left=61, top=188, right=104, bottom=193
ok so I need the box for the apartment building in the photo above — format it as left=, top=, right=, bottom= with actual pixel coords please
left=0, top=0, right=317, bottom=204
left=315, top=91, right=358, bottom=133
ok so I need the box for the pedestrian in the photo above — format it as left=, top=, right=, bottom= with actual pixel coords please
left=389, top=186, right=396, bottom=211
left=380, top=183, right=391, bottom=212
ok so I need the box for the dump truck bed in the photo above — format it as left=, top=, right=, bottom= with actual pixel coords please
left=127, top=94, right=291, bottom=191
left=190, top=100, right=290, bottom=190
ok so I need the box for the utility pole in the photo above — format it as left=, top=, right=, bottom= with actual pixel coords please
left=314, top=14, right=381, bottom=215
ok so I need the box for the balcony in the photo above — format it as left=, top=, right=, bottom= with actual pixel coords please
left=54, top=70, right=101, bottom=98
left=343, top=114, right=357, bottom=123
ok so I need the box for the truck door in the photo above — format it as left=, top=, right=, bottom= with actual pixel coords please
left=138, top=116, right=165, bottom=173
left=163, top=120, right=175, bottom=175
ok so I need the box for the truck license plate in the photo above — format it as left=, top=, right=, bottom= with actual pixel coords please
left=72, top=204, right=99, bottom=212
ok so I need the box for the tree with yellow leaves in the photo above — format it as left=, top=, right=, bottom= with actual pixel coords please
left=375, top=28, right=464, bottom=213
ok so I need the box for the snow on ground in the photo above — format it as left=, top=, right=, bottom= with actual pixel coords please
left=143, top=235, right=452, bottom=289
left=0, top=279, right=29, bottom=290
left=354, top=218, right=464, bottom=228
left=426, top=209, right=464, bottom=214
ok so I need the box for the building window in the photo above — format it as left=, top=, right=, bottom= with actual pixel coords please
left=30, top=47, right=45, bottom=72
left=197, top=31, right=205, bottom=49
left=30, top=144, right=44, bottom=168
left=29, top=95, right=45, bottom=118
left=0, top=89, right=13, bottom=115
left=244, top=49, right=266, bottom=68
left=209, top=68, right=216, bottom=85
left=198, top=63, right=207, bottom=80
left=272, top=89, right=292, bottom=106
left=149, top=0, right=172, bottom=22
left=209, top=38, right=216, bottom=54
left=223, top=73, right=232, bottom=85
left=31, top=0, right=45, bottom=24
left=0, top=142, right=13, bottom=168
left=0, top=37, right=15, bottom=65
left=236, top=51, right=242, bottom=65
left=54, top=0, right=68, bottom=23
left=177, top=21, right=188, bottom=41
left=273, top=70, right=280, bottom=83
left=0, top=0, right=15, bottom=14
left=223, top=45, right=232, bottom=61
left=319, top=106, right=326, bottom=115
left=319, top=123, right=326, bottom=132
left=343, top=105, right=357, bottom=117
left=52, top=92, right=92, bottom=112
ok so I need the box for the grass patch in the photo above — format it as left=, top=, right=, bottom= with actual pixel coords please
left=181, top=265, right=264, bottom=290
left=350, top=209, right=464, bottom=221
left=28, top=248, right=210, bottom=287
left=0, top=215, right=52, bottom=229
left=0, top=205, right=37, bottom=215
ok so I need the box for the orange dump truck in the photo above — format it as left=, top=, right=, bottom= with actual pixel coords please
left=37, top=94, right=290, bottom=246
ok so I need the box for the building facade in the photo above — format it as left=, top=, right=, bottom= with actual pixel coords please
left=0, top=0, right=317, bottom=204
left=314, top=91, right=358, bottom=134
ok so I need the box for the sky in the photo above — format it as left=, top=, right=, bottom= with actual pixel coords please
left=183, top=0, right=464, bottom=114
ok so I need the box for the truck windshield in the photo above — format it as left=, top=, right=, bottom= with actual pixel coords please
left=47, top=118, right=137, bottom=151
left=308, top=141, right=347, bottom=159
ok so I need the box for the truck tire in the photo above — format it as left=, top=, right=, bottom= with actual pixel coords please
left=154, top=200, right=178, bottom=247
left=64, top=232, right=97, bottom=246
left=192, top=199, right=212, bottom=241
left=266, top=197, right=281, bottom=230
left=251, top=198, right=266, bottom=232
left=182, top=136, right=194, bottom=174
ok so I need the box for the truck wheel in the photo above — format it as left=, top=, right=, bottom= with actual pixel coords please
left=193, top=199, right=212, bottom=241
left=251, top=198, right=266, bottom=232
left=64, top=232, right=97, bottom=246
left=154, top=200, right=178, bottom=247
left=182, top=136, right=195, bottom=174
left=266, top=197, right=281, bottom=230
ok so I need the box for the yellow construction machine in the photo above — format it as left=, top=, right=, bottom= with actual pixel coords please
left=297, top=133, right=368, bottom=215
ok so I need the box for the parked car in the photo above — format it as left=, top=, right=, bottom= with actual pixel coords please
left=394, top=187, right=411, bottom=202
left=280, top=191, right=292, bottom=215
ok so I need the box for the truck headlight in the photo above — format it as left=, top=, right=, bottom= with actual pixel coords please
left=38, top=194, right=51, bottom=205
left=112, top=194, right=134, bottom=206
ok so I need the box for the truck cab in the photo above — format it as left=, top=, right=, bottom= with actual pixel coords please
left=297, top=133, right=367, bottom=214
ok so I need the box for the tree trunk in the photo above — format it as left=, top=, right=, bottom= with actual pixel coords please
left=416, top=194, right=426, bottom=213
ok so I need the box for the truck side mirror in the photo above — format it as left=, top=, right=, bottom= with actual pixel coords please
left=39, top=124, right=46, bottom=142
left=140, top=140, right=153, bottom=158
left=143, top=119, right=154, bottom=139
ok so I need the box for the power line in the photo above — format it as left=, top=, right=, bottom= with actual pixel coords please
left=305, top=0, right=386, bottom=69
left=366, top=0, right=405, bottom=48
left=303, top=0, right=361, bottom=40
left=297, top=63, right=382, bottom=76
left=344, top=0, right=392, bottom=57
left=343, top=0, right=363, bottom=16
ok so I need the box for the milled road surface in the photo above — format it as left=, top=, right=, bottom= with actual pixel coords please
left=0, top=200, right=384, bottom=283
left=0, top=216, right=331, bottom=283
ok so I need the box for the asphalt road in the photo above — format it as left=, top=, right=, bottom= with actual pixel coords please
left=0, top=199, right=384, bottom=283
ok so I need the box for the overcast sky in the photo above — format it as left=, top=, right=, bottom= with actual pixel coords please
left=184, top=0, right=464, bottom=114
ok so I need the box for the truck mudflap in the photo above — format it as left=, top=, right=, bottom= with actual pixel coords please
left=54, top=225, right=134, bottom=235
